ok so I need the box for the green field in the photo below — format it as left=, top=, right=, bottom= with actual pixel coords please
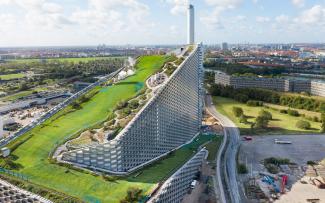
left=213, top=96, right=322, bottom=135
left=127, top=134, right=222, bottom=183
left=3, top=55, right=171, bottom=202
left=0, top=73, right=25, bottom=80
left=6, top=56, right=125, bottom=64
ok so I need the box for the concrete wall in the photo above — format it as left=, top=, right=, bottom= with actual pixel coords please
left=61, top=45, right=203, bottom=173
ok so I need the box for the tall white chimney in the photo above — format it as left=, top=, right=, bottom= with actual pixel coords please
left=187, top=4, right=195, bottom=44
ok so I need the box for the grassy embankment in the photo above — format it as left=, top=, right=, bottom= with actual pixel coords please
left=213, top=96, right=322, bottom=135
left=1, top=55, right=171, bottom=202
left=0, top=73, right=25, bottom=80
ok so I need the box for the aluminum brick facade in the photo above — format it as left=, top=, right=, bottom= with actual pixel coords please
left=148, top=148, right=208, bottom=203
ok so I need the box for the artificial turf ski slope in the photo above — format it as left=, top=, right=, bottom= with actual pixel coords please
left=7, top=55, right=170, bottom=202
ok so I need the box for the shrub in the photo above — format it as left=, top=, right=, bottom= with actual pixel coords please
left=321, top=113, right=325, bottom=133
left=121, top=108, right=131, bottom=117
left=265, top=164, right=279, bottom=174
left=259, top=110, right=272, bottom=120
left=232, top=107, right=243, bottom=117
left=116, top=100, right=128, bottom=110
left=120, top=187, right=143, bottom=203
left=296, top=120, right=311, bottom=130
left=71, top=102, right=82, bottom=110
left=307, top=160, right=317, bottom=165
left=128, top=100, right=139, bottom=109
left=247, top=100, right=263, bottom=107
left=254, top=116, right=269, bottom=129
left=288, top=109, right=299, bottom=117
left=237, top=164, right=248, bottom=174
left=102, top=175, right=118, bottom=182
left=264, top=157, right=290, bottom=166
left=79, top=95, right=90, bottom=103
left=280, top=109, right=288, bottom=114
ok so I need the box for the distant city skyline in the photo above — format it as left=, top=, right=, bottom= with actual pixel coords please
left=0, top=0, right=325, bottom=46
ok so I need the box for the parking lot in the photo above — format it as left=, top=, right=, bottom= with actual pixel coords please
left=239, top=134, right=325, bottom=170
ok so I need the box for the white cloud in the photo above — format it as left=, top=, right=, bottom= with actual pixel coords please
left=205, top=0, right=243, bottom=9
left=291, top=0, right=305, bottom=8
left=0, top=14, right=16, bottom=32
left=200, top=0, right=243, bottom=30
left=295, top=5, right=325, bottom=25
left=200, top=7, right=225, bottom=30
left=275, top=15, right=290, bottom=23
left=0, top=0, right=72, bottom=29
left=256, top=16, right=271, bottom=23
left=0, top=0, right=10, bottom=5
left=71, top=0, right=153, bottom=35
left=163, top=0, right=187, bottom=15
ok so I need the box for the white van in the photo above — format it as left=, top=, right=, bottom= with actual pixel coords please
left=190, top=180, right=197, bottom=189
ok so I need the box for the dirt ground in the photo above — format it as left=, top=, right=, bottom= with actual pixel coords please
left=181, top=162, right=217, bottom=203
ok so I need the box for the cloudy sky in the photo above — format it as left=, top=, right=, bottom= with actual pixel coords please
left=0, top=0, right=325, bottom=46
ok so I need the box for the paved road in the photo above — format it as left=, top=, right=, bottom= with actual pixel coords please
left=205, top=95, right=241, bottom=203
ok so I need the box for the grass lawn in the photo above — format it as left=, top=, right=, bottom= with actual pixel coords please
left=205, top=136, right=223, bottom=162
left=0, top=73, right=25, bottom=80
left=126, top=133, right=220, bottom=183
left=264, top=103, right=321, bottom=119
left=6, top=57, right=126, bottom=64
left=3, top=55, right=170, bottom=203
left=213, top=96, right=322, bottom=135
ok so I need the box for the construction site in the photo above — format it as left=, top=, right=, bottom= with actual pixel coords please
left=239, top=135, right=325, bottom=203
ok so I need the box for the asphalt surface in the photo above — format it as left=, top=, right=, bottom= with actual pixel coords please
left=205, top=95, right=241, bottom=203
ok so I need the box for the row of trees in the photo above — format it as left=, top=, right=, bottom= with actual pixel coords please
left=204, top=60, right=287, bottom=76
left=208, top=84, right=325, bottom=113
left=1, top=58, right=124, bottom=79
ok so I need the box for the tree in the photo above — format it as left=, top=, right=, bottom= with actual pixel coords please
left=254, top=116, right=269, bottom=129
left=259, top=110, right=272, bottom=120
left=232, top=107, right=243, bottom=117
left=296, top=120, right=311, bottom=130
left=321, top=113, right=325, bottom=133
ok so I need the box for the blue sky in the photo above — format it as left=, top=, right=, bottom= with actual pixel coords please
left=0, top=0, right=325, bottom=46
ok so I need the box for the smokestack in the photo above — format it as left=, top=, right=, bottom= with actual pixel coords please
left=187, top=4, right=195, bottom=44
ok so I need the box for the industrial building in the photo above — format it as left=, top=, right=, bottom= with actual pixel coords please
left=60, top=44, right=204, bottom=173
left=214, top=71, right=325, bottom=97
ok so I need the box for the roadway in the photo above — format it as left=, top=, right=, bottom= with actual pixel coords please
left=205, top=95, right=241, bottom=203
